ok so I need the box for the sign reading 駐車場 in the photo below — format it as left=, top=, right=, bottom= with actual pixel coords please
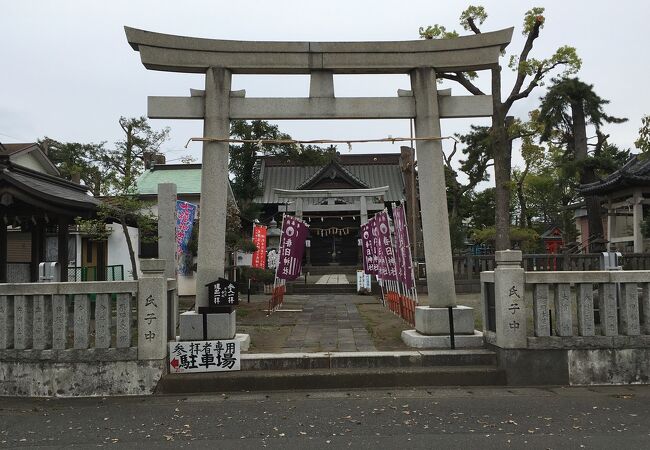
left=169, top=340, right=241, bottom=373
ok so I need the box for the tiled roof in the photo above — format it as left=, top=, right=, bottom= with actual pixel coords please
left=579, top=155, right=650, bottom=195
left=256, top=153, right=405, bottom=204
left=296, top=158, right=370, bottom=190
left=0, top=158, right=100, bottom=213
left=0, top=143, right=39, bottom=156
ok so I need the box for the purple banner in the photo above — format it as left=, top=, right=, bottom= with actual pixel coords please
left=375, top=211, right=397, bottom=281
left=276, top=215, right=308, bottom=281
left=393, top=204, right=415, bottom=288
left=361, top=220, right=378, bottom=275
left=176, top=201, right=197, bottom=276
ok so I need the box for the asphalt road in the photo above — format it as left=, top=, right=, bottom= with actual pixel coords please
left=1, top=385, right=649, bottom=449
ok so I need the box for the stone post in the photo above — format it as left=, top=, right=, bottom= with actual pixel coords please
left=554, top=284, right=573, bottom=337
left=359, top=195, right=368, bottom=224
left=157, top=183, right=177, bottom=280
left=532, top=284, right=550, bottom=337
left=295, top=197, right=304, bottom=220
left=0, top=295, right=14, bottom=349
left=576, top=283, right=595, bottom=336
left=410, top=67, right=455, bottom=307
left=32, top=295, right=52, bottom=349
left=195, top=67, right=231, bottom=309
left=14, top=295, right=32, bottom=349
left=158, top=183, right=179, bottom=337
left=138, top=259, right=168, bottom=360
left=632, top=191, right=643, bottom=253
left=619, top=283, right=640, bottom=336
left=642, top=283, right=650, bottom=334
left=494, top=250, right=527, bottom=348
left=598, top=283, right=618, bottom=336
left=73, top=294, right=91, bottom=349
left=94, top=294, right=112, bottom=348
left=116, top=293, right=132, bottom=348
left=52, top=295, right=67, bottom=350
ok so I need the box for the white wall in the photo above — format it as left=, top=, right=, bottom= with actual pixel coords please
left=12, top=153, right=45, bottom=173
left=107, top=223, right=140, bottom=280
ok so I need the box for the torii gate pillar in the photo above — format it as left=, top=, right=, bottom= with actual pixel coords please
left=195, top=67, right=231, bottom=309
left=410, top=67, right=456, bottom=308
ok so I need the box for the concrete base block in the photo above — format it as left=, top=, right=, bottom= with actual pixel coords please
left=234, top=333, right=250, bottom=352
left=179, top=311, right=236, bottom=341
left=401, top=329, right=484, bottom=349
left=415, top=305, right=474, bottom=335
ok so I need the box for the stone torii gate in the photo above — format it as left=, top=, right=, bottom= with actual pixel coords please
left=125, top=26, right=512, bottom=342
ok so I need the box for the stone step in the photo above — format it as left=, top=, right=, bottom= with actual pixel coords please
left=289, top=285, right=358, bottom=294
left=158, top=365, right=506, bottom=394
left=240, top=350, right=497, bottom=371
left=306, top=266, right=360, bottom=275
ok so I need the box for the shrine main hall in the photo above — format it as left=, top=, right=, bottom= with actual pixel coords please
left=255, top=149, right=420, bottom=267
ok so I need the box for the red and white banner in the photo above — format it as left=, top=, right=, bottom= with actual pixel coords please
left=251, top=224, right=267, bottom=269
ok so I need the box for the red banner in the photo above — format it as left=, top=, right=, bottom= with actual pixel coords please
left=251, top=224, right=267, bottom=269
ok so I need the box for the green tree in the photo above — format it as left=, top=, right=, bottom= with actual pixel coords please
left=68, top=117, right=170, bottom=279
left=420, top=6, right=581, bottom=250
left=106, top=116, right=170, bottom=192
left=443, top=126, right=492, bottom=223
left=510, top=114, right=546, bottom=228
left=42, top=139, right=108, bottom=196
left=467, top=187, right=497, bottom=229
left=635, top=115, right=650, bottom=154
left=229, top=120, right=331, bottom=220
left=538, top=77, right=627, bottom=251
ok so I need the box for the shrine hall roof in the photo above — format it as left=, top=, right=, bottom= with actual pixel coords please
left=579, top=155, right=650, bottom=195
left=0, top=156, right=100, bottom=216
left=256, top=153, right=404, bottom=204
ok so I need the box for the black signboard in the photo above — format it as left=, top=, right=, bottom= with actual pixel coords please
left=206, top=278, right=239, bottom=307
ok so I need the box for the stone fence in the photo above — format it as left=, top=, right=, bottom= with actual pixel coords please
left=450, top=252, right=650, bottom=293
left=480, top=250, right=650, bottom=385
left=0, top=259, right=176, bottom=396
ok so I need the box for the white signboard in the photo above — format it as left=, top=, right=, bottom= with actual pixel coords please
left=235, top=251, right=253, bottom=267
left=356, top=270, right=372, bottom=293
left=169, top=340, right=241, bottom=373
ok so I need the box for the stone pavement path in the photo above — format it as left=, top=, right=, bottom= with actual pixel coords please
left=315, top=274, right=349, bottom=284
left=283, top=294, right=377, bottom=352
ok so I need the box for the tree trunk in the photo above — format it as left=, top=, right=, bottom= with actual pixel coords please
left=121, top=219, right=139, bottom=280
left=492, top=66, right=512, bottom=251
left=572, top=101, right=604, bottom=251
left=516, top=177, right=527, bottom=228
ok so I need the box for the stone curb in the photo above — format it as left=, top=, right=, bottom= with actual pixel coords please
left=157, top=366, right=506, bottom=394
left=240, top=349, right=496, bottom=371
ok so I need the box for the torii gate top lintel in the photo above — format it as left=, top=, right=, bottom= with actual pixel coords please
left=124, top=26, right=513, bottom=74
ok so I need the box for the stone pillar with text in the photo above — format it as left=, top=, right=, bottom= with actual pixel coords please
left=493, top=250, right=527, bottom=348
left=138, top=259, right=168, bottom=360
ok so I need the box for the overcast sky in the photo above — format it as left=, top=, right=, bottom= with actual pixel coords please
left=1, top=0, right=647, bottom=178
